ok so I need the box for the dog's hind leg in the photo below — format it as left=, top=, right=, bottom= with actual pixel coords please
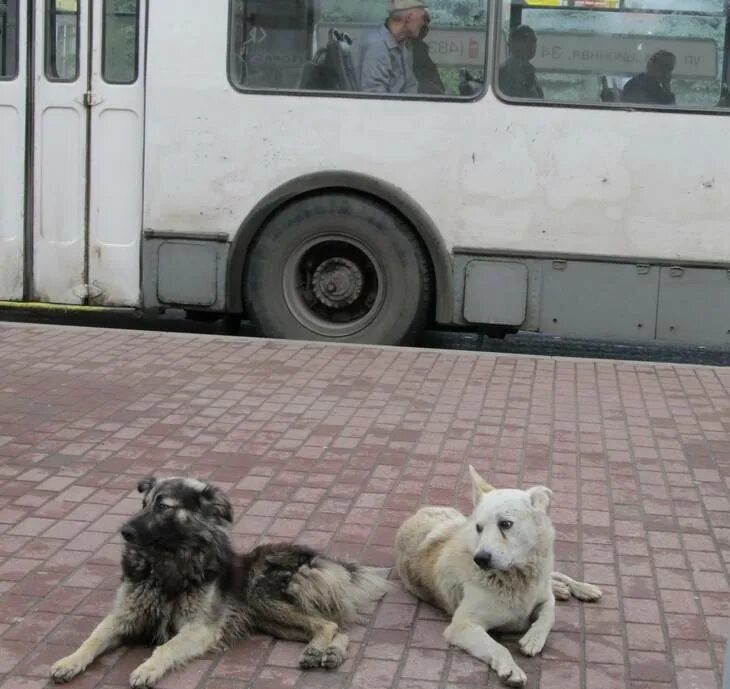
left=552, top=571, right=602, bottom=602
left=51, top=613, right=123, bottom=683
left=320, top=631, right=349, bottom=669
left=298, top=619, right=345, bottom=670
left=551, top=576, right=571, bottom=600
left=129, top=622, right=220, bottom=689
left=258, top=606, right=348, bottom=670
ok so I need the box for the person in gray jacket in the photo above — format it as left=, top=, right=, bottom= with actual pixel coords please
left=353, top=0, right=429, bottom=94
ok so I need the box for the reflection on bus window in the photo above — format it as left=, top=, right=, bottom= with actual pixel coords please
left=0, top=0, right=19, bottom=79
left=228, top=0, right=489, bottom=99
left=45, top=0, right=79, bottom=81
left=102, top=0, right=139, bottom=84
left=499, top=0, right=730, bottom=110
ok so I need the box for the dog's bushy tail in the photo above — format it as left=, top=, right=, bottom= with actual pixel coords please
left=288, top=556, right=390, bottom=625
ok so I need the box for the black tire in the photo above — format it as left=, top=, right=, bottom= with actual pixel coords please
left=244, top=194, right=432, bottom=345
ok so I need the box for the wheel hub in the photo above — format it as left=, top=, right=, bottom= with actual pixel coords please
left=311, top=257, right=364, bottom=309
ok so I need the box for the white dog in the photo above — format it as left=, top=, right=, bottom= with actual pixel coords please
left=395, top=466, right=601, bottom=687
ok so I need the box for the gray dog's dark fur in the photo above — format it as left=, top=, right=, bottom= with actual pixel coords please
left=51, top=476, right=389, bottom=688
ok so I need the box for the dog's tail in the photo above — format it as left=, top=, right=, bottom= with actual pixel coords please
left=288, top=556, right=391, bottom=625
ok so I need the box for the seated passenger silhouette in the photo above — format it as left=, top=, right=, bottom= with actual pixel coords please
left=622, top=50, right=676, bottom=105
left=498, top=25, right=543, bottom=99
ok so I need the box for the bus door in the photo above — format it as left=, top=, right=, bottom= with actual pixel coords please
left=88, top=0, right=145, bottom=306
left=33, top=0, right=144, bottom=305
left=0, top=0, right=25, bottom=300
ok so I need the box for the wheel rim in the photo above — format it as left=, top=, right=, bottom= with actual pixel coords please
left=282, top=234, right=385, bottom=338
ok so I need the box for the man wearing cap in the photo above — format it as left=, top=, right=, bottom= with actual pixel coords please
left=353, top=0, right=429, bottom=94
left=498, top=24, right=544, bottom=99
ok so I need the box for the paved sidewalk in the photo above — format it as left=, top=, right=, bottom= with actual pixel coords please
left=0, top=322, right=728, bottom=689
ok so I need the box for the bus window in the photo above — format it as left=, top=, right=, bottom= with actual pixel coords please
left=228, top=0, right=489, bottom=99
left=0, top=0, right=19, bottom=79
left=102, top=0, right=139, bottom=84
left=497, top=0, right=729, bottom=110
left=45, top=0, right=79, bottom=81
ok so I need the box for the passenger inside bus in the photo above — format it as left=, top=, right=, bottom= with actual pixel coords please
left=412, top=12, right=445, bottom=95
left=352, top=0, right=428, bottom=94
left=621, top=50, right=676, bottom=105
left=498, top=24, right=544, bottom=99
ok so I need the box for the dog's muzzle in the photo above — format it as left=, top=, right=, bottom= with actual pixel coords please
left=473, top=551, right=492, bottom=570
left=121, top=525, right=137, bottom=543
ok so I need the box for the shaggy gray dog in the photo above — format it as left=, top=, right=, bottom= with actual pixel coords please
left=51, top=476, right=388, bottom=688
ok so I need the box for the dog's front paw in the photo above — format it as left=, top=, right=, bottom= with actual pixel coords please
left=298, top=646, right=323, bottom=669
left=518, top=625, right=548, bottom=656
left=320, top=645, right=345, bottom=669
left=490, top=649, right=526, bottom=687
left=129, top=660, right=164, bottom=688
left=51, top=654, right=88, bottom=683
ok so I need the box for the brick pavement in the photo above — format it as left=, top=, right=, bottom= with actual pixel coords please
left=0, top=322, right=728, bottom=689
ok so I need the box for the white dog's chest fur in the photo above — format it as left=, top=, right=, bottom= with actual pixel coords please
left=464, top=579, right=546, bottom=631
left=437, top=553, right=552, bottom=632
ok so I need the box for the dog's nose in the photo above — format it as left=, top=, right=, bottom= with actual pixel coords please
left=473, top=552, right=492, bottom=570
left=121, top=525, right=136, bottom=543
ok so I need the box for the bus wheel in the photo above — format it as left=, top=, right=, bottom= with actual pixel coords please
left=244, top=194, right=431, bottom=345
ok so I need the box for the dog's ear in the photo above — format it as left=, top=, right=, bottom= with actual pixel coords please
left=200, top=483, right=234, bottom=524
left=137, top=476, right=157, bottom=494
left=527, top=485, right=552, bottom=512
left=137, top=476, right=157, bottom=507
left=469, top=465, right=495, bottom=507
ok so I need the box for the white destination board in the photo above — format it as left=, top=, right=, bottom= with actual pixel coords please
left=534, top=33, right=718, bottom=79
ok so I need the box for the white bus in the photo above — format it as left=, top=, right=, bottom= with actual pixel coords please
left=1, top=0, right=729, bottom=346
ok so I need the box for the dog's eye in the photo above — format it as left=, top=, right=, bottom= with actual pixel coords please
left=498, top=520, right=513, bottom=531
left=156, top=501, right=173, bottom=511
left=475, top=524, right=483, bottom=533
